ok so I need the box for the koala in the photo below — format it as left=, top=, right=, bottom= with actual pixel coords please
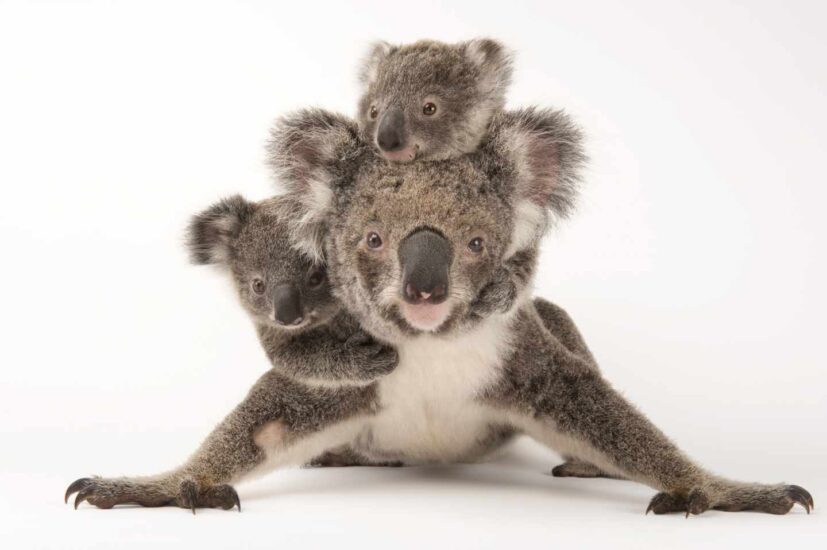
left=185, top=194, right=398, bottom=384
left=66, top=108, right=812, bottom=515
left=355, top=38, right=585, bottom=324
left=357, top=38, right=513, bottom=163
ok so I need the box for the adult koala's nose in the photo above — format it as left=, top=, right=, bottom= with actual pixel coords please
left=398, top=228, right=453, bottom=305
left=376, top=106, right=407, bottom=152
left=272, top=284, right=304, bottom=326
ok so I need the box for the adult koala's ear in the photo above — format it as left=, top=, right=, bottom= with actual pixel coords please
left=463, top=38, right=514, bottom=106
left=489, top=106, right=586, bottom=217
left=483, top=107, right=586, bottom=254
left=267, top=108, right=362, bottom=260
left=186, top=195, right=257, bottom=265
left=358, top=40, right=395, bottom=87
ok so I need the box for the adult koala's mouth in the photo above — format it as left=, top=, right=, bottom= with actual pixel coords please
left=399, top=300, right=453, bottom=332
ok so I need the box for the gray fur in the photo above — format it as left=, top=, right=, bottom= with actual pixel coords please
left=357, top=38, right=513, bottom=162
left=68, top=109, right=811, bottom=515
left=186, top=194, right=397, bottom=383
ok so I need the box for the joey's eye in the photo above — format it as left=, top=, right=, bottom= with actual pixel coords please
left=366, top=232, right=384, bottom=250
left=423, top=102, right=437, bottom=116
left=369, top=105, right=379, bottom=119
left=307, top=269, right=325, bottom=288
left=468, top=237, right=484, bottom=254
left=252, top=278, right=266, bottom=294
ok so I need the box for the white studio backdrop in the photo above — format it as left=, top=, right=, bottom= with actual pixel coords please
left=0, top=1, right=825, bottom=548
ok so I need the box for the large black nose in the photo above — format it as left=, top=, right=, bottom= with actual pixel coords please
left=398, top=228, right=453, bottom=305
left=376, top=107, right=406, bottom=152
left=272, top=284, right=304, bottom=326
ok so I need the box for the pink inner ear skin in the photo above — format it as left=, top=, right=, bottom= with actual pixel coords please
left=526, top=142, right=559, bottom=206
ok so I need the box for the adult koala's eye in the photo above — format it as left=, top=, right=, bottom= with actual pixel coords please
left=423, top=102, right=437, bottom=116
left=369, top=105, right=379, bottom=119
left=251, top=278, right=266, bottom=294
left=366, top=231, right=384, bottom=250
left=307, top=269, right=325, bottom=288
left=468, top=237, right=484, bottom=254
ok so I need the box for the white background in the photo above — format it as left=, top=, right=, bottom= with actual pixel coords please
left=1, top=0, right=825, bottom=548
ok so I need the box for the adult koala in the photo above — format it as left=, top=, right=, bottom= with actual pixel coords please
left=66, top=109, right=812, bottom=515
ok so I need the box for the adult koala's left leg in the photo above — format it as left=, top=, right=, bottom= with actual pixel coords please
left=486, top=310, right=813, bottom=515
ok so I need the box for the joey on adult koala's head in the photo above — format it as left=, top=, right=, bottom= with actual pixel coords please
left=270, top=107, right=585, bottom=340
left=357, top=38, right=513, bottom=163
left=186, top=195, right=337, bottom=330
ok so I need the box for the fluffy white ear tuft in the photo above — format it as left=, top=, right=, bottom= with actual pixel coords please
left=492, top=107, right=586, bottom=219
left=186, top=195, right=257, bottom=266
left=358, top=40, right=394, bottom=86
left=267, top=108, right=361, bottom=260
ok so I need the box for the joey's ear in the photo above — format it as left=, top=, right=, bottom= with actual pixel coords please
left=358, top=40, right=395, bottom=87
left=267, top=108, right=361, bottom=260
left=186, top=195, right=257, bottom=265
left=489, top=107, right=586, bottom=218
left=463, top=38, right=513, bottom=105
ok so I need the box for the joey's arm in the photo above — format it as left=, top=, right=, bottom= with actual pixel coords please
left=66, top=370, right=376, bottom=511
left=258, top=315, right=398, bottom=383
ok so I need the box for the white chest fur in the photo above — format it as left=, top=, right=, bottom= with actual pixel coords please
left=355, top=314, right=514, bottom=464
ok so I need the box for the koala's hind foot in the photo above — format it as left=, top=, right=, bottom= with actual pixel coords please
left=646, top=482, right=813, bottom=516
left=551, top=459, right=621, bottom=479
left=65, top=476, right=240, bottom=513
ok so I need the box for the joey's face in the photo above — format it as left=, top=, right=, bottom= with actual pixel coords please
left=357, top=40, right=510, bottom=163
left=328, top=159, right=513, bottom=336
left=231, top=208, right=336, bottom=331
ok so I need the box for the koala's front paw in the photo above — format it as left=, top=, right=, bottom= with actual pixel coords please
left=65, top=476, right=240, bottom=513
left=345, top=334, right=399, bottom=377
left=646, top=483, right=813, bottom=516
left=470, top=268, right=518, bottom=318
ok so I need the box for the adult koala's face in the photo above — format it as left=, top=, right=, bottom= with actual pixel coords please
left=331, top=158, right=513, bottom=335
left=269, top=108, right=584, bottom=339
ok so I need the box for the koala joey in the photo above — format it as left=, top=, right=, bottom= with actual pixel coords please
left=186, top=194, right=398, bottom=384
left=357, top=38, right=513, bottom=163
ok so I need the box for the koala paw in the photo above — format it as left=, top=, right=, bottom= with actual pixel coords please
left=646, top=483, right=813, bottom=516
left=470, top=269, right=517, bottom=317
left=345, top=333, right=399, bottom=376
left=65, top=476, right=240, bottom=513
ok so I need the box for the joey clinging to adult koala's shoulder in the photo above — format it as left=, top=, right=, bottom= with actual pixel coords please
left=186, top=195, right=397, bottom=383
left=357, top=38, right=513, bottom=162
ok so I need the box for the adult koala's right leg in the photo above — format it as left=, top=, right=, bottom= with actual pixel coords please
left=533, top=298, right=620, bottom=480
left=65, top=370, right=376, bottom=512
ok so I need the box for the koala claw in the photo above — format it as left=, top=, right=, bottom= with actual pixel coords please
left=646, top=484, right=814, bottom=516
left=65, top=476, right=241, bottom=512
left=787, top=485, right=814, bottom=513
left=65, top=477, right=92, bottom=504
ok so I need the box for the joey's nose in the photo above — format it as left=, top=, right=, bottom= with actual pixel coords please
left=272, top=284, right=304, bottom=326
left=398, top=228, right=453, bottom=305
left=377, top=107, right=406, bottom=152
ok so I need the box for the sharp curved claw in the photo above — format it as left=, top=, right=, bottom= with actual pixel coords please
left=65, top=478, right=91, bottom=504
left=74, top=486, right=93, bottom=510
left=232, top=488, right=241, bottom=512
left=645, top=501, right=653, bottom=515
left=788, top=485, right=813, bottom=514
